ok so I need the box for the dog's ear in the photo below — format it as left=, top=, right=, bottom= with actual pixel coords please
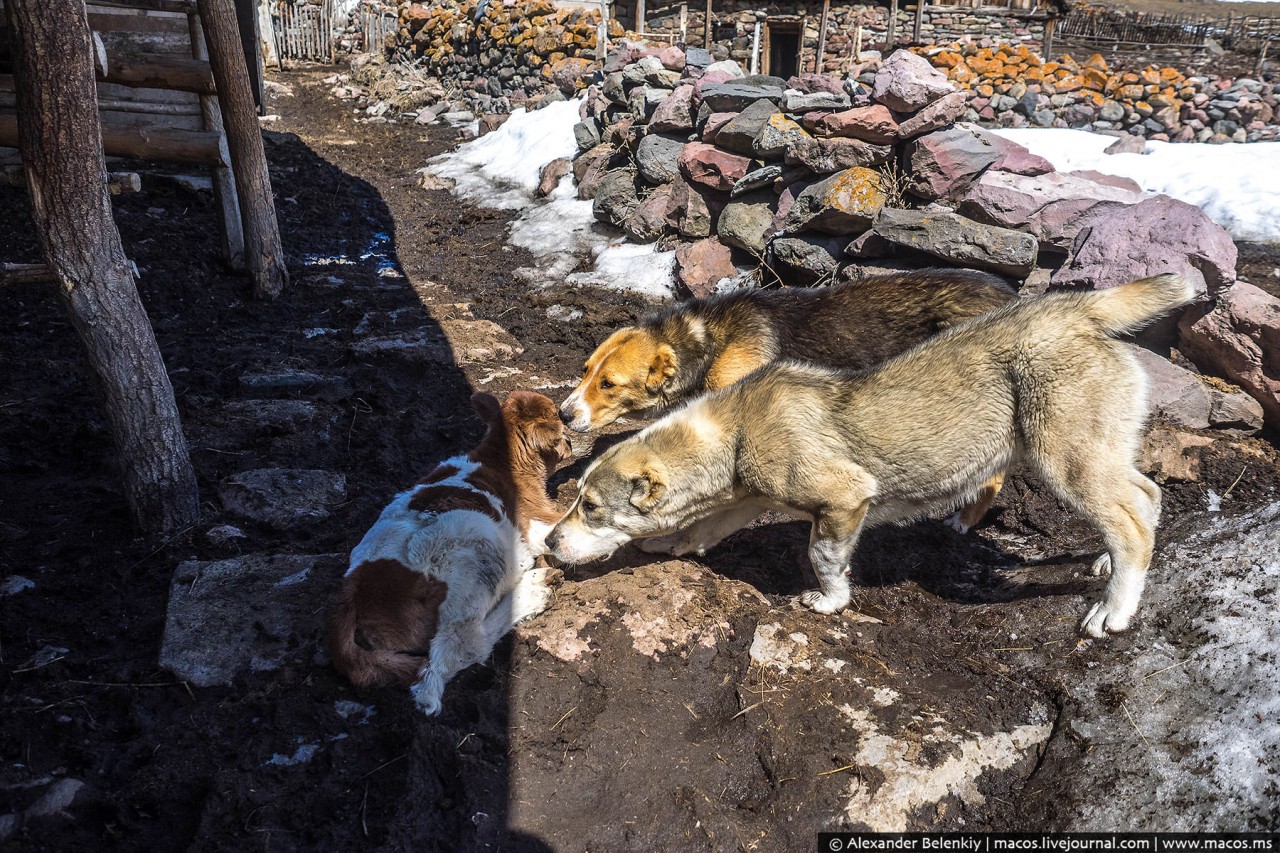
left=628, top=467, right=667, bottom=513
left=645, top=344, right=678, bottom=392
left=471, top=392, right=502, bottom=427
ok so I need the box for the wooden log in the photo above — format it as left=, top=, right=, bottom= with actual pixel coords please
left=1, top=165, right=141, bottom=194
left=704, top=0, right=712, bottom=48
left=816, top=0, right=830, bottom=73
left=886, top=0, right=897, bottom=50
left=89, top=0, right=197, bottom=13
left=1043, top=16, right=1055, bottom=61
left=99, top=55, right=216, bottom=94
left=913, top=0, right=925, bottom=43
left=197, top=0, right=287, bottom=299
left=188, top=9, right=245, bottom=270
left=0, top=111, right=224, bottom=164
left=0, top=262, right=57, bottom=285
left=3, top=0, right=200, bottom=534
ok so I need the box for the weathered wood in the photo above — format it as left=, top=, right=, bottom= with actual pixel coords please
left=4, top=0, right=200, bottom=534
left=913, top=0, right=925, bottom=42
left=0, top=262, right=57, bottom=285
left=0, top=111, right=224, bottom=163
left=1042, top=15, right=1055, bottom=61
left=100, top=55, right=216, bottom=94
left=816, top=0, right=830, bottom=74
left=189, top=9, right=245, bottom=270
left=704, top=0, right=712, bottom=48
left=198, top=0, right=287, bottom=299
left=2, top=166, right=141, bottom=194
left=886, top=0, right=897, bottom=50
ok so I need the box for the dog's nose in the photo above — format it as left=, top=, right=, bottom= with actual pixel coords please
left=558, top=408, right=573, bottom=425
left=545, top=528, right=561, bottom=551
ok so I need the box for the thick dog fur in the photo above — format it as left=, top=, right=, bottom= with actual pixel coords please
left=548, top=275, right=1195, bottom=638
left=559, top=269, right=1016, bottom=432
left=330, top=391, right=570, bottom=714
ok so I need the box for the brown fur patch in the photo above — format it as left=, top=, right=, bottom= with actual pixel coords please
left=705, top=341, right=771, bottom=390
left=407, top=484, right=501, bottom=521
left=419, top=464, right=461, bottom=485
left=329, top=558, right=448, bottom=688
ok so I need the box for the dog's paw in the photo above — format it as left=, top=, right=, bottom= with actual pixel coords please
left=943, top=512, right=971, bottom=535
left=636, top=534, right=681, bottom=555
left=411, top=671, right=446, bottom=716
left=1079, top=601, right=1133, bottom=638
left=799, top=589, right=849, bottom=615
left=1088, top=552, right=1112, bottom=577
left=512, top=570, right=553, bottom=622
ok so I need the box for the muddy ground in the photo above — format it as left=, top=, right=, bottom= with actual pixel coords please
left=0, top=69, right=1277, bottom=851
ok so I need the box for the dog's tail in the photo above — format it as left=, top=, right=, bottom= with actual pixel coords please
left=1082, top=274, right=1196, bottom=336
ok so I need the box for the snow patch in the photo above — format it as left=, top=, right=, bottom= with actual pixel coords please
left=991, top=128, right=1280, bottom=242
left=750, top=622, right=812, bottom=671
left=430, top=98, right=678, bottom=298
left=839, top=704, right=1052, bottom=831
left=1, top=575, right=35, bottom=597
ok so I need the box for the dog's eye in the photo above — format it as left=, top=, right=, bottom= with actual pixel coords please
left=581, top=500, right=598, bottom=514
left=599, top=378, right=614, bottom=390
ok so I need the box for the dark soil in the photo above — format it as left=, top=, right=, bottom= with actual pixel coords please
left=1, top=68, right=1278, bottom=851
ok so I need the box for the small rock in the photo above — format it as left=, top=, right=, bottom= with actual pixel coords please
left=635, top=133, right=686, bottom=185
left=872, top=48, right=954, bottom=113
left=1179, top=282, right=1280, bottom=428
left=871, top=208, right=1038, bottom=277
left=717, top=189, right=777, bottom=255
left=218, top=469, right=347, bottom=529
left=537, top=157, right=572, bottom=198
left=783, top=167, right=886, bottom=235
left=676, top=237, right=739, bottom=298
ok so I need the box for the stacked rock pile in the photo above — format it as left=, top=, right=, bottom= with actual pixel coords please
left=911, top=43, right=1280, bottom=142
left=394, top=0, right=615, bottom=107
left=552, top=44, right=1277, bottom=433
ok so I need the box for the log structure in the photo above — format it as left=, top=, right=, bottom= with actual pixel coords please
left=3, top=0, right=200, bottom=534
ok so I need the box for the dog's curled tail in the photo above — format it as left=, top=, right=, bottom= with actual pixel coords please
left=1083, top=274, right=1196, bottom=336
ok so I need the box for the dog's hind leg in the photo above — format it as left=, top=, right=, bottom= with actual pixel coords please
left=799, top=499, right=871, bottom=614
left=944, top=470, right=1007, bottom=534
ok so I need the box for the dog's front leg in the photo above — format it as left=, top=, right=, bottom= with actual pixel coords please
left=636, top=502, right=762, bottom=557
left=411, top=618, right=487, bottom=716
left=799, top=500, right=870, bottom=614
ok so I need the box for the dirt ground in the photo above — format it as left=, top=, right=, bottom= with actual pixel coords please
left=1, top=69, right=1278, bottom=850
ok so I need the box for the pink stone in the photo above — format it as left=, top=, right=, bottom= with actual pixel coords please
left=1179, top=282, right=1280, bottom=427
left=804, top=104, right=899, bottom=144
left=676, top=237, right=738, bottom=297
left=650, top=84, right=696, bottom=134
left=678, top=142, right=752, bottom=191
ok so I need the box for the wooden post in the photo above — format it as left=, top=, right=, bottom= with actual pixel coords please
left=886, top=0, right=897, bottom=51
left=913, top=0, right=925, bottom=42
left=197, top=0, right=288, bottom=299
left=1042, top=16, right=1055, bottom=61
left=4, top=0, right=200, bottom=535
left=189, top=10, right=246, bottom=271
left=636, top=0, right=646, bottom=34
left=816, top=0, right=830, bottom=74
left=704, top=0, right=712, bottom=48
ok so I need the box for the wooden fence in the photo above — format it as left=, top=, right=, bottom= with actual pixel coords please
left=1057, top=5, right=1280, bottom=54
left=272, top=0, right=333, bottom=62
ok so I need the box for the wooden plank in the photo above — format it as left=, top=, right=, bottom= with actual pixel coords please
left=816, top=0, right=830, bottom=73
left=2, top=165, right=141, bottom=194
left=914, top=0, right=925, bottom=42
left=0, top=263, right=57, bottom=285
left=0, top=111, right=224, bottom=164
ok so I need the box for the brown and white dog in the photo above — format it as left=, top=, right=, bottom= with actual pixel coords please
left=329, top=390, right=571, bottom=715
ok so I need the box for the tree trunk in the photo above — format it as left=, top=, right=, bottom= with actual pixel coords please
left=197, top=0, right=288, bottom=299
left=5, top=0, right=200, bottom=535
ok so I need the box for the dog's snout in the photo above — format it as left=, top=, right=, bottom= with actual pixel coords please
left=558, top=407, right=574, bottom=426
left=545, top=527, right=561, bottom=551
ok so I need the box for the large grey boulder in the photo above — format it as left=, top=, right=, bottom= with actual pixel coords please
left=714, top=99, right=782, bottom=156
left=872, top=48, right=954, bottom=113
left=592, top=169, right=641, bottom=226
left=696, top=82, right=785, bottom=113
left=870, top=208, right=1038, bottom=277
left=782, top=167, right=886, bottom=235
left=1131, top=347, right=1262, bottom=433
left=770, top=234, right=848, bottom=285
left=160, top=553, right=345, bottom=687
left=636, top=133, right=687, bottom=185
left=785, top=136, right=892, bottom=173
left=717, top=189, right=777, bottom=255
left=753, top=112, right=813, bottom=159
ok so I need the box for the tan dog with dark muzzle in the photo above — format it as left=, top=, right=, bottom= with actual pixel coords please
left=548, top=275, right=1194, bottom=638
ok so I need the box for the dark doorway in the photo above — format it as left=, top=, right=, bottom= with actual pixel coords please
left=765, top=19, right=801, bottom=78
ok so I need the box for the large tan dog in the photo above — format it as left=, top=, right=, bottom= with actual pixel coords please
left=547, top=275, right=1195, bottom=638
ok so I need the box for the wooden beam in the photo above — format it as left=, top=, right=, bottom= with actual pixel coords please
left=1043, top=16, right=1055, bottom=60
left=188, top=9, right=245, bottom=270
left=704, top=0, right=712, bottom=48
left=197, top=0, right=287, bottom=299
left=2, top=165, right=141, bottom=194
left=816, top=0, right=831, bottom=74
left=886, top=0, right=897, bottom=51
left=0, top=112, right=225, bottom=164
left=4, top=0, right=200, bottom=534
left=99, top=55, right=216, bottom=94
left=913, top=0, right=925, bottom=42
left=0, top=263, right=57, bottom=285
